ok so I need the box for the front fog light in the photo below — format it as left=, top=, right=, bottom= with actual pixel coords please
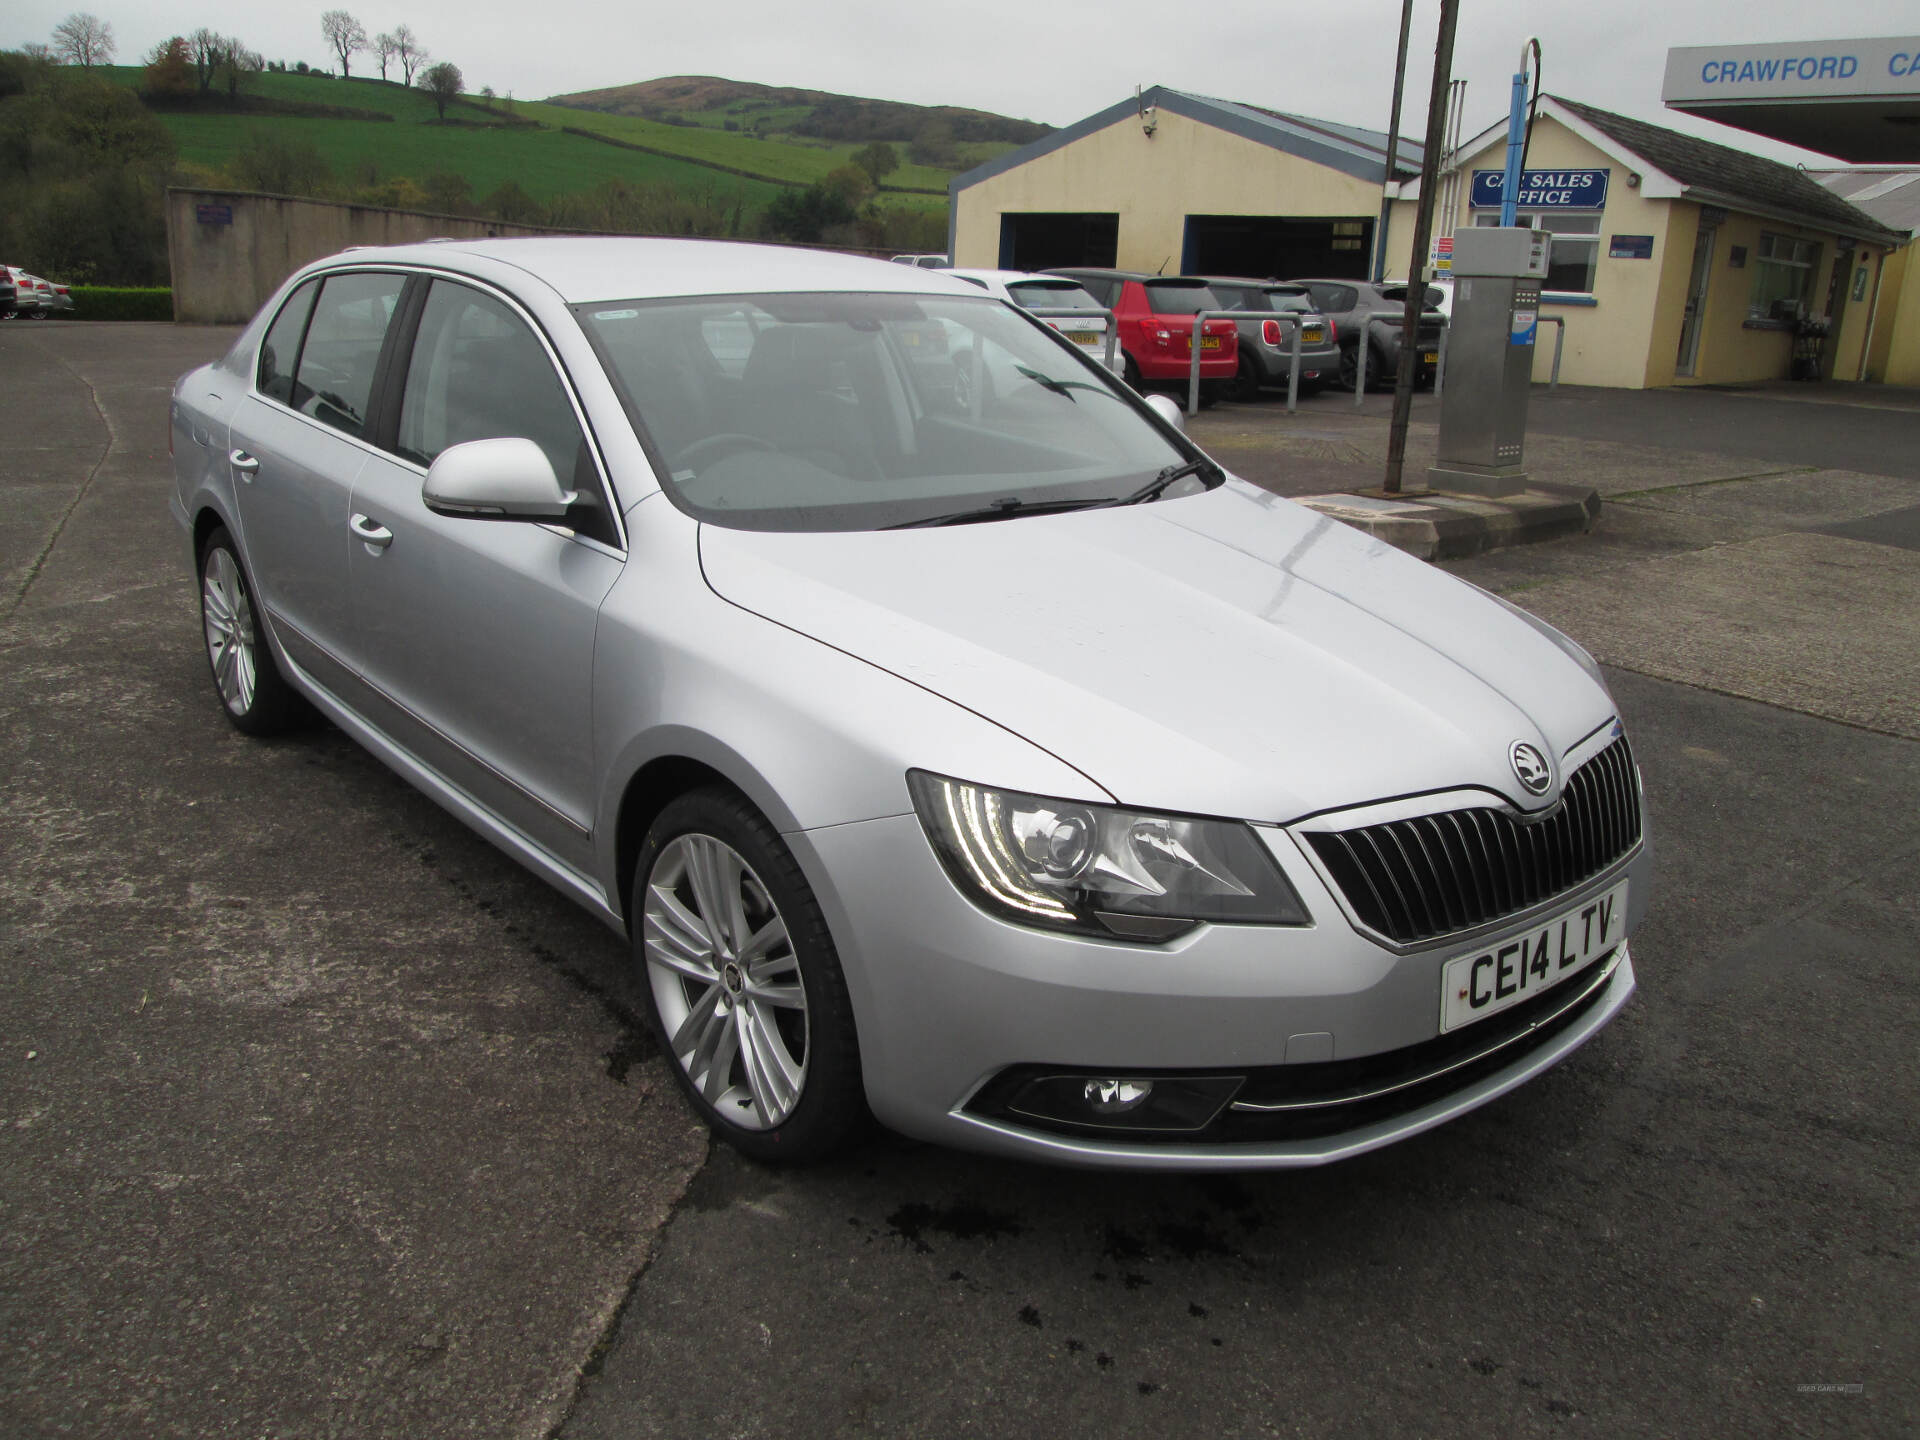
left=907, top=771, right=1309, bottom=940
left=1085, top=1078, right=1153, bottom=1113
left=1003, top=1073, right=1243, bottom=1132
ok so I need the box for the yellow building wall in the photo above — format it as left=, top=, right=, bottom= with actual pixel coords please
left=1871, top=244, right=1920, bottom=386
left=951, top=108, right=1385, bottom=273
left=1382, top=115, right=1888, bottom=389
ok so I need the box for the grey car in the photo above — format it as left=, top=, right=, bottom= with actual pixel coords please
left=1293, top=278, right=1448, bottom=390
left=1201, top=278, right=1341, bottom=400
left=170, top=238, right=1649, bottom=1170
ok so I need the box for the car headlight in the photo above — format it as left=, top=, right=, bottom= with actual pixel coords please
left=907, top=771, right=1309, bottom=941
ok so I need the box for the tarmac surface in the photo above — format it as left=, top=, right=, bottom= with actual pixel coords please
left=2, top=324, right=1916, bottom=1439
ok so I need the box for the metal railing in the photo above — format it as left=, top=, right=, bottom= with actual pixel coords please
left=1185, top=311, right=1327, bottom=416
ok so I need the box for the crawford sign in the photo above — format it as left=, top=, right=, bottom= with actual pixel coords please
left=1469, top=169, right=1609, bottom=211
left=1665, top=38, right=1920, bottom=101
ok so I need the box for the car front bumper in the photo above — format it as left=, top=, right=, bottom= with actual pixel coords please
left=793, top=811, right=1650, bottom=1170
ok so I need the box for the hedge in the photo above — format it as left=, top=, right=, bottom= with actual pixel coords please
left=45, top=287, right=175, bottom=322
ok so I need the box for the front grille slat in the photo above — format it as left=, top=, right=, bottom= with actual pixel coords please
left=1305, top=736, right=1642, bottom=945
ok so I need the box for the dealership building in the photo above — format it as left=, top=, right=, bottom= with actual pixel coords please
left=950, top=42, right=1920, bottom=389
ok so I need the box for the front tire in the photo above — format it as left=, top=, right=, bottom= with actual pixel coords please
left=197, top=526, right=304, bottom=736
left=635, top=788, right=865, bottom=1163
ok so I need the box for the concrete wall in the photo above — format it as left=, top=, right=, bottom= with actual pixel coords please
left=1382, top=115, right=1892, bottom=389
left=166, top=188, right=565, bottom=323
left=951, top=109, right=1383, bottom=273
left=1868, top=243, right=1920, bottom=386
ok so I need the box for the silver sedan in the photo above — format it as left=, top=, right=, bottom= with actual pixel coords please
left=170, top=238, right=1651, bottom=1168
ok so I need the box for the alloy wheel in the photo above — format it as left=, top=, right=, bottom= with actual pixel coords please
left=643, top=833, right=809, bottom=1129
left=201, top=547, right=258, bottom=716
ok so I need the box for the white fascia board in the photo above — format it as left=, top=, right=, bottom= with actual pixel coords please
left=1393, top=99, right=1683, bottom=201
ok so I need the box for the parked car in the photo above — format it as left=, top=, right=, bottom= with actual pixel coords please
left=942, top=268, right=1126, bottom=378
left=5, top=267, right=47, bottom=319
left=1291, top=278, right=1447, bottom=390
left=1201, top=278, right=1341, bottom=400
left=1045, top=268, right=1239, bottom=403
left=0, top=267, right=15, bottom=321
left=171, top=238, right=1648, bottom=1170
left=46, top=280, right=74, bottom=314
left=890, top=254, right=950, bottom=269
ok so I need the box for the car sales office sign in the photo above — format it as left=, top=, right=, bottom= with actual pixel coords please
left=1470, top=168, right=1609, bottom=211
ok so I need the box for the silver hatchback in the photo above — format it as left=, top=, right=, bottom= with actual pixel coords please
left=171, top=238, right=1650, bottom=1169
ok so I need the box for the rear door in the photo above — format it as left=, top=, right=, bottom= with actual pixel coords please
left=227, top=270, right=407, bottom=697
left=346, top=276, right=622, bottom=870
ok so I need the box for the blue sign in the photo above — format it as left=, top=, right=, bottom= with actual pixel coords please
left=1609, top=234, right=1654, bottom=259
left=195, top=203, right=233, bottom=227
left=1470, top=169, right=1609, bottom=211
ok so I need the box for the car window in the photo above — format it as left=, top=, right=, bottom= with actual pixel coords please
left=1063, top=275, right=1116, bottom=306
left=396, top=280, right=593, bottom=483
left=257, top=278, right=319, bottom=407
left=1260, top=287, right=1314, bottom=314
left=292, top=272, right=405, bottom=438
left=1144, top=281, right=1222, bottom=316
left=1305, top=283, right=1357, bottom=314
left=1005, top=281, right=1101, bottom=311
left=579, top=291, right=1189, bottom=533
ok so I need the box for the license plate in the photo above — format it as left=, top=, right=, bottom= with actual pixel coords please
left=1068, top=331, right=1100, bottom=346
left=1423, top=351, right=1439, bottom=363
left=1439, top=881, right=1627, bottom=1032
left=1304, top=327, right=1325, bottom=343
left=1200, top=336, right=1222, bottom=350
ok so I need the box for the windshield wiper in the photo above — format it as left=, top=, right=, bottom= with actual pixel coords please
left=1110, top=457, right=1219, bottom=506
left=886, top=496, right=1112, bottom=529
left=1011, top=364, right=1110, bottom=403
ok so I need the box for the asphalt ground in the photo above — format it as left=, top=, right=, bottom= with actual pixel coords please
left=3, top=325, right=1917, bottom=1439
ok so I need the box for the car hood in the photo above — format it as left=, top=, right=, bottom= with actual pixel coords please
left=698, top=481, right=1614, bottom=822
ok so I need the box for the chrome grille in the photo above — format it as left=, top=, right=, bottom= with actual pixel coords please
left=1304, top=736, right=1641, bottom=945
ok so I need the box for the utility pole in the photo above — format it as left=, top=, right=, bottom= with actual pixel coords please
left=1371, top=0, right=1415, bottom=284
left=1382, top=0, right=1459, bottom=494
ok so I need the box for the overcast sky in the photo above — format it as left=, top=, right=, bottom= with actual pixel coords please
left=12, top=0, right=1918, bottom=167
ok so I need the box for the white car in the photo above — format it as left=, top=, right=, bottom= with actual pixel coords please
left=5, top=267, right=48, bottom=319
left=942, top=268, right=1126, bottom=378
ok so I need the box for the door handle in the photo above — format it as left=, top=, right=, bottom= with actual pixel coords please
left=350, top=513, right=394, bottom=552
left=229, top=449, right=260, bottom=480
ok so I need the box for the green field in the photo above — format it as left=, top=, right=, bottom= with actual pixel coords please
left=97, top=67, right=982, bottom=212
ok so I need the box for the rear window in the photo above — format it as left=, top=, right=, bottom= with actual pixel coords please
left=1143, top=281, right=1222, bottom=316
left=1006, top=280, right=1101, bottom=311
left=1380, top=284, right=1446, bottom=309
left=1259, top=287, right=1314, bottom=313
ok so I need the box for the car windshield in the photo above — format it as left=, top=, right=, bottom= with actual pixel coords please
left=1143, top=281, right=1221, bottom=316
left=578, top=292, right=1193, bottom=533
left=1006, top=280, right=1102, bottom=311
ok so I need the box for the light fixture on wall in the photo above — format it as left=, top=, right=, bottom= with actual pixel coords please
left=1626, top=171, right=1641, bottom=188
left=1137, top=85, right=1157, bottom=139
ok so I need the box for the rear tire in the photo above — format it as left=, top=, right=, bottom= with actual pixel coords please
left=1225, top=346, right=1264, bottom=403
left=634, top=788, right=866, bottom=1164
left=1122, top=354, right=1144, bottom=392
left=197, top=526, right=305, bottom=736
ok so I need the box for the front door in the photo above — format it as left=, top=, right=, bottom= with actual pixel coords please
left=1675, top=224, right=1714, bottom=377
left=346, top=278, right=621, bottom=873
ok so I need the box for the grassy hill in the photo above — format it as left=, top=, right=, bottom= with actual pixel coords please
left=95, top=67, right=1031, bottom=214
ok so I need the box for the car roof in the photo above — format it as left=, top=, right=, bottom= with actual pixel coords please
left=303, top=237, right=977, bottom=304
left=949, top=269, right=1090, bottom=286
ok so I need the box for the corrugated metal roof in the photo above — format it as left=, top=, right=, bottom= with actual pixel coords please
left=1808, top=169, right=1920, bottom=237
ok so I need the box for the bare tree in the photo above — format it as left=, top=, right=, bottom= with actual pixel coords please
left=186, top=28, right=226, bottom=95
left=219, top=44, right=263, bottom=100
left=418, top=61, right=462, bottom=121
left=392, top=24, right=427, bottom=87
left=371, top=32, right=396, bottom=81
left=320, top=10, right=367, bottom=77
left=52, top=12, right=116, bottom=68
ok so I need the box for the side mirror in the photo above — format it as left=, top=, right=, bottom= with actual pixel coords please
left=1144, top=393, right=1186, bottom=434
left=423, top=437, right=577, bottom=520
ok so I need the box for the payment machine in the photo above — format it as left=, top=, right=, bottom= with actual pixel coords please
left=1428, top=227, right=1550, bottom=496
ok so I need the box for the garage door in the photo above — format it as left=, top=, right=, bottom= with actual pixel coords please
left=998, top=213, right=1119, bottom=271
left=1182, top=216, right=1372, bottom=279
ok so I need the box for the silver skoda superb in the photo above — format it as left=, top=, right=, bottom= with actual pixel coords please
left=170, top=238, right=1651, bottom=1169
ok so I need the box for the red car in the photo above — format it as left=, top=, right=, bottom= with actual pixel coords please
left=1046, top=269, right=1239, bottom=404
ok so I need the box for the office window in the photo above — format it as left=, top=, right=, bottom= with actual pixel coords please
left=1746, top=232, right=1820, bottom=323
left=1474, top=211, right=1601, bottom=293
